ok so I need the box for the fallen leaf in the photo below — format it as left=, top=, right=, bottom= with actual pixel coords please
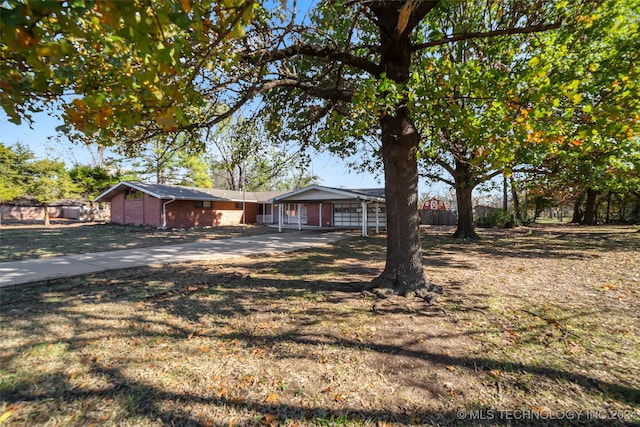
left=265, top=393, right=279, bottom=404
left=445, top=365, right=456, bottom=372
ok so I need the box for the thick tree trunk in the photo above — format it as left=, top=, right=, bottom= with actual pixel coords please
left=571, top=195, right=584, bottom=224
left=369, top=2, right=440, bottom=299
left=453, top=183, right=479, bottom=240
left=582, top=187, right=598, bottom=225
left=452, top=161, right=479, bottom=240
left=373, top=109, right=432, bottom=297
left=502, top=173, right=509, bottom=211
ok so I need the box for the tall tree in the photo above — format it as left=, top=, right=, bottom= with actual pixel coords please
left=207, top=116, right=314, bottom=191
left=0, top=142, right=29, bottom=204
left=27, top=158, right=79, bottom=225
left=1, top=1, right=598, bottom=297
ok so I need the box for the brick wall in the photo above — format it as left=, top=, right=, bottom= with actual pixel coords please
left=166, top=200, right=259, bottom=228
left=111, top=193, right=125, bottom=224
left=304, top=202, right=333, bottom=226
left=321, top=203, right=333, bottom=226
left=124, top=198, right=144, bottom=225
left=306, top=203, right=320, bottom=226
left=143, top=194, right=162, bottom=227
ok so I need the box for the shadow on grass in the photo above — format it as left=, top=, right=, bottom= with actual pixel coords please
left=420, top=225, right=640, bottom=260
left=2, top=257, right=638, bottom=425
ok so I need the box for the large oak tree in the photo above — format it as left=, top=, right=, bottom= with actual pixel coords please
left=1, top=0, right=591, bottom=297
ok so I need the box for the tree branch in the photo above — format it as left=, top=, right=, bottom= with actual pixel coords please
left=253, top=44, right=381, bottom=77
left=420, top=171, right=455, bottom=187
left=412, top=23, right=561, bottom=51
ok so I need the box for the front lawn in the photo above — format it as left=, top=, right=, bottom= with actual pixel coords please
left=1, top=225, right=638, bottom=426
left=0, top=223, right=276, bottom=262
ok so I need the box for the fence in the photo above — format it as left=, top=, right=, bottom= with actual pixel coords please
left=0, top=205, right=110, bottom=222
left=420, top=210, right=457, bottom=225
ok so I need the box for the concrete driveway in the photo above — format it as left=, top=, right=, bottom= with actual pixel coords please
left=0, top=231, right=352, bottom=288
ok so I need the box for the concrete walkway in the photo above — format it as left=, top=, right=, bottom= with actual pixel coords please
left=0, top=231, right=352, bottom=288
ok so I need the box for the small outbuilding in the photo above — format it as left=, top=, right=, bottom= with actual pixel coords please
left=271, top=185, right=386, bottom=236
left=94, top=181, right=286, bottom=228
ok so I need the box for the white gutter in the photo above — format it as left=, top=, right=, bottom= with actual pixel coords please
left=162, top=196, right=176, bottom=228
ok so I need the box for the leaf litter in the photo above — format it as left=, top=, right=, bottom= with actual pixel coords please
left=0, top=224, right=638, bottom=426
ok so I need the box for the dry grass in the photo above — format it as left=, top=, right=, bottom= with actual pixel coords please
left=1, top=224, right=639, bottom=426
left=0, top=223, right=277, bottom=262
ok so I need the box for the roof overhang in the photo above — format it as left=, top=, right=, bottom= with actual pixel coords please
left=271, top=185, right=385, bottom=203
left=93, top=181, right=223, bottom=203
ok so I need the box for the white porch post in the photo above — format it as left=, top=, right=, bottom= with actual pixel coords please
left=360, top=200, right=367, bottom=237
left=278, top=203, right=283, bottom=232
left=375, top=202, right=379, bottom=234
left=319, top=202, right=323, bottom=227
left=297, top=203, right=302, bottom=230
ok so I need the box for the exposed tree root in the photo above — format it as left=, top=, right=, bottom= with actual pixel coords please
left=367, top=269, right=443, bottom=304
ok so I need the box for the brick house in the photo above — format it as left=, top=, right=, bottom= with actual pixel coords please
left=94, top=181, right=286, bottom=228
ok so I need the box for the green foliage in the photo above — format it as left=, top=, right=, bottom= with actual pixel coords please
left=26, top=158, right=79, bottom=204
left=477, top=209, right=522, bottom=229
left=68, top=165, right=120, bottom=199
left=0, top=142, right=30, bottom=201
left=1, top=0, right=259, bottom=140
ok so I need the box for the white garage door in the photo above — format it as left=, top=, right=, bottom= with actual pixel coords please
left=333, top=203, right=386, bottom=227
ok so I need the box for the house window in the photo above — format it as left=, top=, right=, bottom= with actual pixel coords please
left=235, top=202, right=243, bottom=209
left=195, top=201, right=212, bottom=208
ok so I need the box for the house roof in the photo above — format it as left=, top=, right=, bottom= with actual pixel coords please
left=93, top=181, right=289, bottom=204
left=271, top=185, right=385, bottom=203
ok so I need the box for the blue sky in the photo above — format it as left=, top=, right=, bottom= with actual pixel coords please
left=0, top=109, right=387, bottom=189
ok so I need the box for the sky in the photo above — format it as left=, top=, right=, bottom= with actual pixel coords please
left=1, top=109, right=456, bottom=201
left=0, top=109, right=388, bottom=189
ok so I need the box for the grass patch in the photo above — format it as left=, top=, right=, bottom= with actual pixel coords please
left=0, top=223, right=277, bottom=262
left=1, top=224, right=639, bottom=426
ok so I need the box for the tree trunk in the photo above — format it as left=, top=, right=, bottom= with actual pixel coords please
left=571, top=195, right=584, bottom=223
left=373, top=108, right=432, bottom=297
left=605, top=191, right=612, bottom=223
left=369, top=2, right=440, bottom=298
left=43, top=203, right=50, bottom=226
left=502, top=173, right=508, bottom=211
left=453, top=183, right=478, bottom=240
left=452, top=161, right=479, bottom=240
left=583, top=187, right=598, bottom=225
left=510, top=175, right=522, bottom=221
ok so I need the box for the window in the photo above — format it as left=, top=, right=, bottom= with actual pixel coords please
left=195, top=201, right=212, bottom=208
left=235, top=202, right=243, bottom=209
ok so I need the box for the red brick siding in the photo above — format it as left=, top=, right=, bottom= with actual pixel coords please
left=306, top=203, right=320, bottom=226
left=143, top=194, right=162, bottom=227
left=303, top=203, right=333, bottom=226
left=124, top=198, right=144, bottom=225
left=165, top=200, right=259, bottom=228
left=110, top=192, right=125, bottom=224
left=321, top=203, right=333, bottom=226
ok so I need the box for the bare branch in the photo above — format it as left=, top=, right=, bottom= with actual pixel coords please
left=412, top=23, right=561, bottom=51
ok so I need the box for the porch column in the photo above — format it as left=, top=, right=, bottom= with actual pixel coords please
left=319, top=202, right=323, bottom=227
left=375, top=202, right=379, bottom=234
left=278, top=203, right=283, bottom=232
left=297, top=203, right=302, bottom=230
left=360, top=200, right=367, bottom=237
